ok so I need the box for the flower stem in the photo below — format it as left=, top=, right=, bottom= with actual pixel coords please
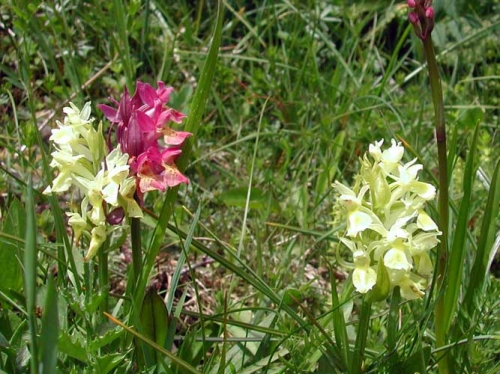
left=422, top=35, right=450, bottom=374
left=98, top=239, right=109, bottom=313
left=131, top=216, right=142, bottom=289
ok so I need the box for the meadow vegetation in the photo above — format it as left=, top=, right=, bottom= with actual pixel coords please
left=0, top=1, right=499, bottom=373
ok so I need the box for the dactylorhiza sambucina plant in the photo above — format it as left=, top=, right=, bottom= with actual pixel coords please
left=334, top=139, right=441, bottom=300
left=44, top=81, right=191, bottom=261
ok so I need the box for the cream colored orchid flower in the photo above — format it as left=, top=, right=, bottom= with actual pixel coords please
left=119, top=177, right=143, bottom=218
left=369, top=139, right=384, bottom=162
left=85, top=225, right=107, bottom=261
left=334, top=182, right=375, bottom=237
left=352, top=250, right=377, bottom=293
left=334, top=138, right=440, bottom=300
left=45, top=102, right=143, bottom=261
left=380, top=139, right=404, bottom=174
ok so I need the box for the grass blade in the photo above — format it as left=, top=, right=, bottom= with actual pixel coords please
left=464, top=157, right=500, bottom=312
left=442, top=125, right=479, bottom=331
left=104, top=312, right=201, bottom=374
left=24, top=178, right=38, bottom=374
left=39, top=275, right=58, bottom=374
left=328, top=262, right=350, bottom=368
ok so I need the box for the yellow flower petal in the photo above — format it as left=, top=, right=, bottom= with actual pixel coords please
left=85, top=225, right=107, bottom=261
left=347, top=210, right=372, bottom=237
left=384, top=247, right=412, bottom=271
left=353, top=267, right=377, bottom=293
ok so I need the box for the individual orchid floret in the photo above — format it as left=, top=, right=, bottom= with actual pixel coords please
left=334, top=182, right=374, bottom=237
left=86, top=225, right=108, bottom=261
left=98, top=81, right=191, bottom=195
left=352, top=250, right=377, bottom=293
left=134, top=146, right=189, bottom=193
left=333, top=139, right=440, bottom=300
left=383, top=240, right=412, bottom=271
left=380, top=139, right=405, bottom=174
left=368, top=139, right=384, bottom=161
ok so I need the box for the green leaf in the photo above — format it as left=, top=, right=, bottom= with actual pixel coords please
left=166, top=206, right=200, bottom=314
left=38, top=275, right=58, bottom=374
left=89, top=325, right=124, bottom=351
left=458, top=108, right=484, bottom=130
left=329, top=264, right=349, bottom=369
left=95, top=353, right=128, bottom=374
left=351, top=297, right=372, bottom=374
left=104, top=312, right=201, bottom=374
left=140, top=288, right=170, bottom=367
left=177, top=324, right=218, bottom=368
left=169, top=84, right=193, bottom=111
left=400, top=345, right=430, bottom=374
left=0, top=330, right=9, bottom=348
left=282, top=288, right=302, bottom=308
left=58, top=331, right=87, bottom=363
left=443, top=124, right=479, bottom=330
left=0, top=198, right=24, bottom=295
left=24, top=178, right=38, bottom=374
left=464, top=157, right=500, bottom=312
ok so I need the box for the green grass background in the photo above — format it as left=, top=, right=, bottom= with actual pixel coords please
left=0, top=1, right=499, bottom=373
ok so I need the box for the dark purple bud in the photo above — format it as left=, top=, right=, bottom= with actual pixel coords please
left=107, top=207, right=125, bottom=225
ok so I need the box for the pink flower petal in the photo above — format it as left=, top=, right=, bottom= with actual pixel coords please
left=162, top=129, right=192, bottom=146
left=137, top=81, right=158, bottom=107
left=156, top=82, right=174, bottom=103
left=135, top=110, right=156, bottom=132
left=98, top=104, right=118, bottom=122
left=157, top=108, right=186, bottom=126
left=163, top=165, right=189, bottom=187
left=160, top=147, right=182, bottom=163
left=139, top=173, right=166, bottom=192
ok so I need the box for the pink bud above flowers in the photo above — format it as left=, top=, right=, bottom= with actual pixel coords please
left=407, top=0, right=435, bottom=40
left=425, top=6, right=434, bottom=19
left=99, top=81, right=191, bottom=195
left=408, top=12, right=419, bottom=25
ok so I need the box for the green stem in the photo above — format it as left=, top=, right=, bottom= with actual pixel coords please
left=351, top=296, right=372, bottom=374
left=387, top=288, right=401, bottom=369
left=422, top=36, right=449, bottom=374
left=131, top=217, right=142, bottom=290
left=98, top=240, right=109, bottom=313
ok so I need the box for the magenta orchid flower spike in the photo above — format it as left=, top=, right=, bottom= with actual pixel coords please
left=98, top=81, right=192, bottom=196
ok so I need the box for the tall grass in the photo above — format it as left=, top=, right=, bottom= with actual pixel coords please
left=0, top=1, right=499, bottom=373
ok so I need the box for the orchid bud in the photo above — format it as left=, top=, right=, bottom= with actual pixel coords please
left=425, top=6, right=435, bottom=19
left=408, top=11, right=419, bottom=25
